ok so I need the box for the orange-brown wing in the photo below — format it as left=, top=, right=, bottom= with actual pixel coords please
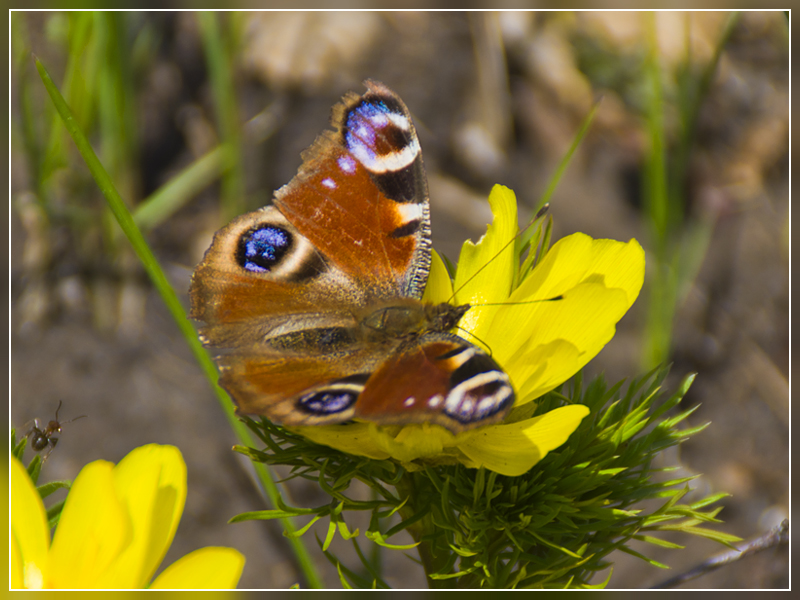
left=354, top=335, right=515, bottom=434
left=274, top=80, right=431, bottom=299
left=189, top=82, right=440, bottom=428
left=217, top=346, right=384, bottom=427
left=189, top=206, right=359, bottom=349
left=189, top=81, right=432, bottom=348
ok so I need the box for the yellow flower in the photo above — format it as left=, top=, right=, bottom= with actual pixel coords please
left=10, top=444, right=245, bottom=589
left=293, top=185, right=645, bottom=477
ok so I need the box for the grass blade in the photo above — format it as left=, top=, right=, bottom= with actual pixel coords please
left=35, top=54, right=323, bottom=589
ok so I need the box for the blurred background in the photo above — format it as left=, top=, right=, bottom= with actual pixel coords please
left=9, top=11, right=788, bottom=589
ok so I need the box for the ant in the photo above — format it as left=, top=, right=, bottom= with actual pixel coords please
left=24, top=400, right=86, bottom=460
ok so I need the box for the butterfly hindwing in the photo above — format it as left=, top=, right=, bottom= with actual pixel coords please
left=217, top=347, right=381, bottom=427
left=354, top=335, right=515, bottom=432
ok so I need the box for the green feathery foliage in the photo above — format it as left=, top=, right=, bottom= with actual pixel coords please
left=233, top=366, right=739, bottom=589
left=11, top=429, right=73, bottom=529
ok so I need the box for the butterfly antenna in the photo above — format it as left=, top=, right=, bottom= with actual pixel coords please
left=447, top=203, right=550, bottom=304
left=454, top=325, right=494, bottom=357
left=471, top=296, right=563, bottom=307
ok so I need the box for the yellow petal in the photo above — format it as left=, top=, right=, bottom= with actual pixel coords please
left=503, top=338, right=582, bottom=405
left=453, top=185, right=518, bottom=337
left=48, top=460, right=132, bottom=589
left=151, top=547, right=245, bottom=589
left=483, top=234, right=644, bottom=403
left=11, top=522, right=24, bottom=589
left=499, top=283, right=629, bottom=403
left=10, top=456, right=49, bottom=588
left=421, top=249, right=454, bottom=305
left=296, top=422, right=466, bottom=470
left=580, top=237, right=646, bottom=304
left=511, top=233, right=644, bottom=310
left=281, top=213, right=643, bottom=476
left=377, top=423, right=455, bottom=462
left=98, top=444, right=187, bottom=588
left=291, top=423, right=392, bottom=460
left=457, top=405, right=590, bottom=476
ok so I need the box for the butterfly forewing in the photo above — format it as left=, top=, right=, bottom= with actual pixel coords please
left=274, top=81, right=432, bottom=299
left=189, top=81, right=516, bottom=436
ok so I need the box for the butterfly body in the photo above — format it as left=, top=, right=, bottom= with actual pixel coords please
left=190, top=81, right=514, bottom=434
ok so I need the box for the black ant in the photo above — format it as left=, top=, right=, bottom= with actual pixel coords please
left=24, top=401, right=86, bottom=460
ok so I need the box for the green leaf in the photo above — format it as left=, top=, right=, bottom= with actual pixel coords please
left=229, top=508, right=315, bottom=522
left=633, top=534, right=685, bottom=549
left=11, top=433, right=27, bottom=461
left=27, top=454, right=42, bottom=485
left=133, top=145, right=235, bottom=231
left=616, top=545, right=670, bottom=569
left=351, top=537, right=391, bottom=589
left=46, top=498, right=67, bottom=529
left=364, top=530, right=419, bottom=550
left=336, top=562, right=354, bottom=590
left=37, top=479, right=71, bottom=499
left=323, top=520, right=337, bottom=551
left=690, top=493, right=731, bottom=510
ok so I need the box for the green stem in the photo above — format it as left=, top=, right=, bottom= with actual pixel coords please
left=35, top=55, right=323, bottom=589
left=395, top=472, right=453, bottom=589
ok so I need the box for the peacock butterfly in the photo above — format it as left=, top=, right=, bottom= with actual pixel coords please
left=189, top=80, right=514, bottom=434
